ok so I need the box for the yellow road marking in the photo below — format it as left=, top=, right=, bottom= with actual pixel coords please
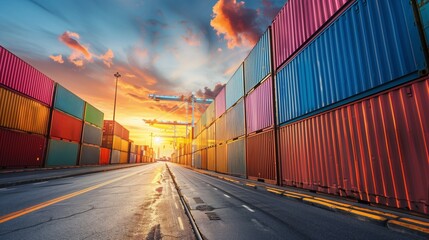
left=0, top=171, right=138, bottom=224
left=245, top=183, right=256, bottom=187
left=348, top=209, right=387, bottom=222
left=389, top=220, right=429, bottom=234
left=283, top=193, right=302, bottom=199
left=314, top=197, right=351, bottom=208
left=351, top=206, right=398, bottom=219
left=285, top=191, right=313, bottom=198
left=400, top=218, right=429, bottom=227
left=303, top=198, right=336, bottom=208
left=266, top=188, right=283, bottom=195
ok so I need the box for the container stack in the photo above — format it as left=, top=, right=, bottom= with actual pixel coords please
left=46, top=84, right=84, bottom=167
left=102, top=120, right=130, bottom=164
left=0, top=46, right=54, bottom=168
left=214, top=87, right=227, bottom=174
left=135, top=145, right=143, bottom=163
left=128, top=140, right=136, bottom=163
left=206, top=101, right=216, bottom=171
left=80, top=103, right=104, bottom=165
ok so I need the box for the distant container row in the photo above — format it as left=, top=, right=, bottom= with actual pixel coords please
left=174, top=0, right=429, bottom=214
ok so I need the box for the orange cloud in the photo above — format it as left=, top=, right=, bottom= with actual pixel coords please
left=210, top=0, right=260, bottom=49
left=49, top=54, right=64, bottom=64
left=98, top=49, right=114, bottom=68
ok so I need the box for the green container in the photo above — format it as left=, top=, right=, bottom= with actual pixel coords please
left=54, top=84, right=85, bottom=119
left=46, top=139, right=79, bottom=166
left=84, top=103, right=104, bottom=128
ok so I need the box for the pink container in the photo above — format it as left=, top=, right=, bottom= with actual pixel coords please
left=215, top=87, right=226, bottom=119
left=272, top=0, right=351, bottom=70
left=245, top=77, right=273, bottom=133
left=0, top=46, right=54, bottom=106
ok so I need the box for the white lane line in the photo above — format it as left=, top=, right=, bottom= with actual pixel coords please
left=33, top=181, right=48, bottom=185
left=242, top=205, right=255, bottom=212
left=213, top=188, right=218, bottom=191
left=177, top=217, right=184, bottom=230
left=174, top=202, right=179, bottom=209
left=223, top=194, right=230, bottom=198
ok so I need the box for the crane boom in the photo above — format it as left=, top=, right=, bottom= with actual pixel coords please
left=148, top=94, right=213, bottom=104
left=143, top=119, right=191, bottom=126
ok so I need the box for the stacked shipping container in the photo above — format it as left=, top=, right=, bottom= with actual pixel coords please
left=80, top=103, right=104, bottom=165
left=102, top=120, right=130, bottom=164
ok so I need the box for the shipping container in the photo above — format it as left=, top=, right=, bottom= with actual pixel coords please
left=205, top=101, right=216, bottom=125
left=121, top=139, right=129, bottom=152
left=201, top=148, right=208, bottom=170
left=82, top=123, right=102, bottom=146
left=225, top=99, right=245, bottom=140
left=207, top=122, right=216, bottom=147
left=46, top=139, right=79, bottom=166
left=226, top=64, right=244, bottom=110
left=227, top=138, right=246, bottom=178
left=50, top=110, right=83, bottom=142
left=0, top=87, right=50, bottom=135
left=207, top=146, right=216, bottom=171
left=103, top=120, right=129, bottom=140
left=84, top=103, right=104, bottom=128
left=215, top=87, right=226, bottom=118
left=193, top=150, right=201, bottom=169
left=279, top=78, right=429, bottom=214
left=246, top=129, right=276, bottom=184
left=136, top=154, right=141, bottom=163
left=0, top=128, right=45, bottom=168
left=272, top=0, right=350, bottom=70
left=111, top=149, right=120, bottom=164
left=215, top=115, right=226, bottom=145
left=244, top=29, right=271, bottom=93
left=0, top=46, right=54, bottom=106
left=276, top=0, right=427, bottom=126
left=129, top=153, right=136, bottom=163
left=54, top=84, right=85, bottom=120
left=200, top=111, right=208, bottom=128
left=200, top=128, right=207, bottom=150
left=417, top=0, right=429, bottom=47
left=245, top=77, right=274, bottom=134
left=80, top=144, right=100, bottom=165
left=101, top=134, right=122, bottom=150
left=99, top=147, right=110, bottom=165
left=129, top=141, right=135, bottom=153
left=120, top=151, right=128, bottom=164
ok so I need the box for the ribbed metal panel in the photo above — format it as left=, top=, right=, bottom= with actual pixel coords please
left=272, top=0, right=350, bottom=70
left=54, top=84, right=85, bottom=120
left=227, top=138, right=246, bottom=178
left=207, top=122, right=216, bottom=147
left=129, top=153, right=136, bottom=163
left=246, top=129, right=276, bottom=184
left=82, top=123, right=102, bottom=146
left=417, top=0, right=429, bottom=47
left=226, top=64, right=244, bottom=110
left=0, top=87, right=50, bottom=135
left=245, top=77, right=274, bottom=134
left=46, top=139, right=79, bottom=166
left=50, top=110, right=83, bottom=142
left=225, top=99, right=245, bottom=140
left=80, top=144, right=100, bottom=165
left=215, top=115, right=226, bottom=145
left=84, top=103, right=104, bottom=128
left=121, top=139, right=129, bottom=152
left=276, top=0, right=427, bottom=126
left=207, top=146, right=216, bottom=171
left=193, top=150, right=201, bottom=169
left=111, top=150, right=120, bottom=164
left=244, top=29, right=271, bottom=93
left=201, top=148, right=208, bottom=170
left=0, top=46, right=54, bottom=106
left=200, top=128, right=207, bottom=150
left=215, top=87, right=226, bottom=118
left=119, top=151, right=128, bottom=163
left=215, top=144, right=227, bottom=174
left=205, top=102, right=216, bottom=125
left=279, top=78, right=429, bottom=214
left=99, top=148, right=110, bottom=165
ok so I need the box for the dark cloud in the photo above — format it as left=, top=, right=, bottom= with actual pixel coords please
left=261, top=0, right=283, bottom=21
left=195, top=83, right=225, bottom=99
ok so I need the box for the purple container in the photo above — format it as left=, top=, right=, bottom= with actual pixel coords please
left=215, top=87, right=226, bottom=118
left=0, top=46, right=54, bottom=106
left=245, top=77, right=274, bottom=133
left=272, top=0, right=351, bottom=70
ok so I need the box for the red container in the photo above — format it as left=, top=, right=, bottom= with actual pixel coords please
left=246, top=129, right=277, bottom=184
left=50, top=109, right=83, bottom=142
left=103, top=120, right=129, bottom=140
left=278, top=78, right=429, bottom=214
left=215, top=87, right=226, bottom=119
left=0, top=128, right=46, bottom=168
left=272, top=0, right=350, bottom=70
left=245, top=77, right=274, bottom=134
left=99, top=147, right=110, bottom=165
left=201, top=148, right=208, bottom=170
left=0, top=46, right=54, bottom=106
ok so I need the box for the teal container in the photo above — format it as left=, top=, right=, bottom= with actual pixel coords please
left=417, top=0, right=429, bottom=47
left=54, top=84, right=85, bottom=119
left=80, top=144, right=100, bottom=165
left=84, top=103, right=104, bottom=128
left=227, top=138, right=246, bottom=178
left=46, top=139, right=79, bottom=166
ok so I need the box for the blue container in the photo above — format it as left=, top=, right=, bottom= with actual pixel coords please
left=417, top=0, right=429, bottom=47
left=46, top=139, right=79, bottom=166
left=244, top=29, right=271, bottom=93
left=226, top=64, right=244, bottom=110
left=80, top=144, right=100, bottom=165
left=82, top=123, right=102, bottom=146
left=54, top=84, right=85, bottom=119
left=276, top=0, right=427, bottom=125
left=227, top=138, right=246, bottom=178
left=225, top=99, right=245, bottom=140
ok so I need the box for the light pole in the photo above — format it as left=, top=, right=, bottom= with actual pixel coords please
left=110, top=72, right=121, bottom=164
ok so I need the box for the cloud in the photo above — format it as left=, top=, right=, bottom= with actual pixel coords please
left=210, top=0, right=261, bottom=49
left=182, top=28, right=201, bottom=46
left=260, top=0, right=282, bottom=21
left=98, top=49, right=114, bottom=67
left=49, top=54, right=64, bottom=63
left=196, top=83, right=225, bottom=99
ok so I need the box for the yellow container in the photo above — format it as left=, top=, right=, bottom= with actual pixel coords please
left=113, top=136, right=122, bottom=150
left=0, top=87, right=50, bottom=135
left=121, top=139, right=129, bottom=152
left=120, top=151, right=128, bottom=163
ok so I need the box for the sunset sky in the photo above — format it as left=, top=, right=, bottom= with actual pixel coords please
left=0, top=0, right=285, bottom=156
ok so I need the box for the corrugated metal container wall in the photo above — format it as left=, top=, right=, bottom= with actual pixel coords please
left=201, top=111, right=207, bottom=128
left=50, top=110, right=83, bottom=142
left=82, top=123, right=102, bottom=146
left=272, top=0, right=350, bottom=70
left=245, top=77, right=274, bottom=133
left=193, top=151, right=201, bottom=169
left=84, top=103, right=104, bottom=128
left=417, top=0, right=429, bottom=47
left=206, top=101, right=216, bottom=125
left=227, top=138, right=246, bottom=178
left=276, top=0, right=427, bottom=126
left=215, top=87, right=226, bottom=118
left=121, top=139, right=129, bottom=152
left=193, top=119, right=201, bottom=139
left=129, top=153, right=136, bottom=163
left=111, top=150, right=120, bottom=164
left=99, top=148, right=110, bottom=165
left=80, top=144, right=100, bottom=165
left=129, top=142, right=136, bottom=153
left=207, top=123, right=215, bottom=147
left=119, top=151, right=128, bottom=163
left=0, top=46, right=54, bottom=106
left=244, top=29, right=271, bottom=93
left=0, top=87, right=50, bottom=135
left=207, top=147, right=216, bottom=171
left=279, top=78, right=429, bottom=214
left=0, top=128, right=45, bottom=168
left=215, top=144, right=227, bottom=174
left=201, top=128, right=207, bottom=150
left=201, top=148, right=208, bottom=170
left=246, top=130, right=276, bottom=184
left=102, top=135, right=122, bottom=150
left=54, top=84, right=85, bottom=120
left=225, top=64, right=244, bottom=110
left=46, top=139, right=79, bottom=166
left=215, top=115, right=226, bottom=144
left=225, top=99, right=245, bottom=140
left=103, top=120, right=129, bottom=140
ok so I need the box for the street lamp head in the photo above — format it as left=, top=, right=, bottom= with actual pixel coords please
left=114, top=72, right=121, bottom=78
